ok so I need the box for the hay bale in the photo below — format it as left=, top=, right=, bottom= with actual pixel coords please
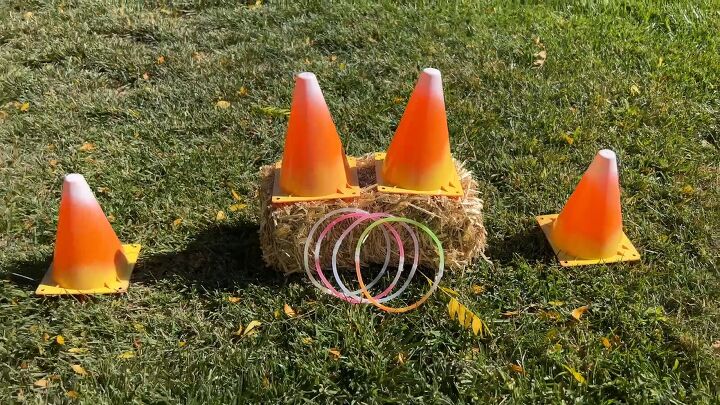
left=258, top=155, right=486, bottom=275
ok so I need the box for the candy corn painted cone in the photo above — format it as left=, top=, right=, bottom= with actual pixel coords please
left=536, top=149, right=640, bottom=266
left=272, top=72, right=360, bottom=203
left=36, top=174, right=141, bottom=295
left=375, top=68, right=462, bottom=196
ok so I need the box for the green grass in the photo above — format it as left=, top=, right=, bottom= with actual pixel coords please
left=1, top=0, right=719, bottom=403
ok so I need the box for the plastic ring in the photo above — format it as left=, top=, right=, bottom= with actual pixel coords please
left=355, top=217, right=444, bottom=313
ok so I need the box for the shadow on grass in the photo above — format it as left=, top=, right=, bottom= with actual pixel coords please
left=135, top=221, right=286, bottom=291
left=486, top=225, right=555, bottom=265
left=2, top=221, right=286, bottom=294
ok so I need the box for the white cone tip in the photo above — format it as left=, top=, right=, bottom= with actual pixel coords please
left=597, top=149, right=617, bottom=162
left=293, top=71, right=326, bottom=105
left=417, top=68, right=443, bottom=99
left=63, top=173, right=97, bottom=203
left=296, top=72, right=318, bottom=83
left=589, top=149, right=618, bottom=177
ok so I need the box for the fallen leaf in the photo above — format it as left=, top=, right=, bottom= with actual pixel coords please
left=228, top=296, right=241, bottom=303
left=24, top=11, right=34, bottom=20
left=66, top=390, right=79, bottom=399
left=532, top=50, right=547, bottom=68
left=301, top=337, right=313, bottom=345
left=471, top=316, right=482, bottom=335
left=657, top=57, right=664, bottom=67
left=230, top=189, right=242, bottom=201
left=19, top=102, right=30, bottom=112
left=561, top=133, right=574, bottom=145
left=471, top=284, right=484, bottom=295
left=681, top=185, right=694, bottom=195
left=571, top=305, right=589, bottom=321
left=439, top=286, right=459, bottom=296
left=191, top=52, right=205, bottom=61
left=328, top=348, right=341, bottom=360
left=0, top=110, right=8, bottom=120
left=548, top=301, right=565, bottom=307
left=79, top=142, right=95, bottom=152
left=563, top=364, right=586, bottom=384
left=133, top=323, right=145, bottom=332
left=142, top=72, right=150, bottom=80
left=242, top=320, right=261, bottom=336
left=502, top=310, right=520, bottom=318
left=273, top=309, right=281, bottom=319
left=448, top=298, right=459, bottom=319
left=396, top=352, right=405, bottom=365
left=96, top=187, right=110, bottom=194
left=392, top=96, right=404, bottom=104
left=510, top=364, right=525, bottom=374
left=156, top=55, right=166, bottom=64
left=216, top=210, right=227, bottom=221
left=630, top=84, right=641, bottom=96
left=43, top=333, right=50, bottom=342
left=70, top=364, right=87, bottom=376
left=117, top=351, right=135, bottom=359
left=56, top=335, right=65, bottom=345
left=283, top=303, right=297, bottom=318
left=172, top=218, right=183, bottom=228
left=68, top=348, right=88, bottom=354
left=237, top=87, right=248, bottom=96
left=178, top=341, right=186, bottom=348
left=215, top=100, right=231, bottom=109
left=229, top=203, right=247, bottom=212
left=457, top=304, right=467, bottom=325
left=601, top=337, right=611, bottom=349
left=34, top=379, right=49, bottom=388
left=107, top=214, right=116, bottom=223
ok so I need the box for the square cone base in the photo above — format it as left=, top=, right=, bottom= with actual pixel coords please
left=36, top=244, right=142, bottom=295
left=374, top=153, right=463, bottom=197
left=536, top=214, right=640, bottom=267
left=271, top=157, right=361, bottom=203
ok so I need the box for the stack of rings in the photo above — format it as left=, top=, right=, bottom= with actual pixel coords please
left=303, top=208, right=444, bottom=313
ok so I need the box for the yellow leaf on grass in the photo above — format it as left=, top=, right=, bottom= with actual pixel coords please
left=43, top=333, right=50, bottom=342
left=548, top=301, right=565, bottom=307
left=502, top=310, right=520, bottom=318
left=228, top=296, right=241, bottom=303
left=79, top=142, right=95, bottom=152
left=681, top=185, right=694, bottom=195
left=172, top=218, right=183, bottom=228
left=396, top=352, right=406, bottom=365
left=283, top=304, right=297, bottom=318
left=107, top=214, right=116, bottom=223
left=117, top=351, right=135, bottom=359
left=447, top=298, right=459, bottom=319
left=471, top=316, right=482, bottom=335
left=142, top=72, right=150, bottom=80
left=532, top=50, right=547, bottom=68
left=302, top=337, right=313, bottom=345
left=601, top=337, right=611, bottom=349
left=24, top=11, right=34, bottom=20
left=56, top=335, right=65, bottom=345
left=563, top=364, right=586, bottom=384
left=66, top=390, right=79, bottom=399
left=70, top=364, right=87, bottom=376
left=229, top=203, right=247, bottom=212
left=19, top=102, right=30, bottom=112
left=237, top=87, right=248, bottom=96
left=34, top=379, right=49, bottom=388
left=133, top=323, right=145, bottom=332
left=68, top=348, right=88, bottom=354
left=471, top=284, right=484, bottom=295
left=156, top=55, right=166, bottom=64
left=571, top=305, right=589, bottom=321
left=230, top=189, right=242, bottom=201
left=242, top=320, right=261, bottom=336
left=178, top=341, right=186, bottom=347
left=630, top=84, right=641, bottom=96
left=216, top=210, right=227, bottom=221
left=457, top=304, right=467, bottom=325
left=439, top=286, right=459, bottom=296
left=216, top=100, right=231, bottom=109
left=510, top=364, right=525, bottom=374
left=561, top=133, right=574, bottom=145
left=328, top=348, right=341, bottom=360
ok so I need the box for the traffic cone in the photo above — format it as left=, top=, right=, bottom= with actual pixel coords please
left=375, top=68, right=463, bottom=196
left=536, top=149, right=640, bottom=266
left=271, top=72, right=360, bottom=203
left=36, top=174, right=141, bottom=295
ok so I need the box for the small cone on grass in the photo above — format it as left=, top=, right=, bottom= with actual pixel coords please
left=375, top=68, right=462, bottom=196
left=272, top=72, right=360, bottom=203
left=36, top=174, right=141, bottom=295
left=536, top=149, right=640, bottom=266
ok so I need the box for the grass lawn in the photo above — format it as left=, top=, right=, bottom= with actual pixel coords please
left=1, top=1, right=719, bottom=403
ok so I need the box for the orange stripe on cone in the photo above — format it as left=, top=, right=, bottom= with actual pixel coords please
left=273, top=72, right=359, bottom=203
left=537, top=149, right=640, bottom=266
left=37, top=174, right=140, bottom=295
left=377, top=68, right=462, bottom=196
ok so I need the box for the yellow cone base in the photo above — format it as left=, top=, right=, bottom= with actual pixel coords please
left=374, top=153, right=463, bottom=197
left=271, top=157, right=361, bottom=203
left=536, top=214, right=640, bottom=267
left=36, top=244, right=142, bottom=296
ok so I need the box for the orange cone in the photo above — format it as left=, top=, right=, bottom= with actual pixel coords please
left=375, top=68, right=462, bottom=196
left=36, top=174, right=141, bottom=295
left=272, top=72, right=360, bottom=203
left=536, top=150, right=640, bottom=266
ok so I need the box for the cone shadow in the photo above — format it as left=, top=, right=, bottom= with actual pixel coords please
left=486, top=223, right=555, bottom=265
left=135, top=221, right=285, bottom=291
